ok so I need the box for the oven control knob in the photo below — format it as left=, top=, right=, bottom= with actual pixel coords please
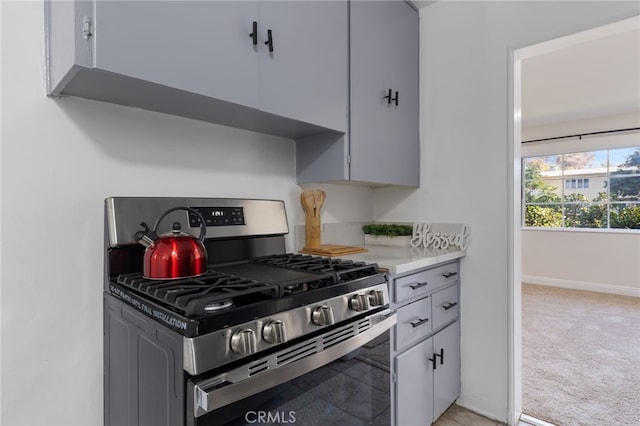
left=311, top=305, right=334, bottom=326
left=349, top=294, right=371, bottom=312
left=230, top=329, right=257, bottom=355
left=263, top=320, right=287, bottom=344
left=368, top=290, right=386, bottom=307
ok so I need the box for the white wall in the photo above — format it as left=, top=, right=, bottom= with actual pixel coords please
left=0, top=2, right=371, bottom=425
left=522, top=229, right=640, bottom=296
left=522, top=122, right=640, bottom=297
left=373, top=1, right=640, bottom=422
left=523, top=111, right=640, bottom=141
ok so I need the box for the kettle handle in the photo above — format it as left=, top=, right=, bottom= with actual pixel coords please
left=152, top=206, right=207, bottom=242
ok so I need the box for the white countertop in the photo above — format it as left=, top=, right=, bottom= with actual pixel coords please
left=339, top=244, right=466, bottom=275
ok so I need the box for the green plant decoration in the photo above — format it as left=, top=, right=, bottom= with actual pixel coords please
left=362, top=224, right=413, bottom=237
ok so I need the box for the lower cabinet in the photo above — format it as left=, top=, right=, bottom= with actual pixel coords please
left=390, top=261, right=461, bottom=425
left=395, top=337, right=434, bottom=426
left=394, top=321, right=460, bottom=425
left=433, top=321, right=461, bottom=420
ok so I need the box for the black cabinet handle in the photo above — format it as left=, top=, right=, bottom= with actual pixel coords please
left=409, top=281, right=428, bottom=290
left=442, top=272, right=458, bottom=279
left=249, top=21, right=258, bottom=45
left=265, top=29, right=274, bottom=52
left=410, top=317, right=429, bottom=328
left=383, top=89, right=399, bottom=106
left=443, top=302, right=458, bottom=311
left=435, top=348, right=444, bottom=364
left=428, top=355, right=437, bottom=370
left=384, top=88, right=392, bottom=104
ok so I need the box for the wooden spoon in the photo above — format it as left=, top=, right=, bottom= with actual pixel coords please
left=313, top=190, right=326, bottom=217
left=301, top=190, right=316, bottom=217
left=300, top=193, right=312, bottom=216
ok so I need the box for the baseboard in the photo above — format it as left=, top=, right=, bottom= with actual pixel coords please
left=520, top=414, right=557, bottom=426
left=522, top=275, right=640, bottom=297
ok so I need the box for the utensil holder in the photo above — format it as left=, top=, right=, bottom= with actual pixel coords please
left=305, top=215, right=321, bottom=248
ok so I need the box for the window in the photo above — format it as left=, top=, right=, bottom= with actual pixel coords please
left=565, top=178, right=589, bottom=189
left=523, top=148, right=640, bottom=229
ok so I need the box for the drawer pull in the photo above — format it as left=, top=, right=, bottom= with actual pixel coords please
left=410, top=317, right=429, bottom=328
left=409, top=281, right=429, bottom=290
left=442, top=272, right=458, bottom=279
left=443, top=302, right=458, bottom=311
left=435, top=348, right=444, bottom=364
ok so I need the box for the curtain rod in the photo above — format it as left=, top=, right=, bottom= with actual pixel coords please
left=522, top=127, right=640, bottom=144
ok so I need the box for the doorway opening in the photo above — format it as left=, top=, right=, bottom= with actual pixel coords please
left=511, top=16, right=640, bottom=426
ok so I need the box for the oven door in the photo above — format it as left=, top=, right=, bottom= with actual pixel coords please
left=187, top=309, right=396, bottom=426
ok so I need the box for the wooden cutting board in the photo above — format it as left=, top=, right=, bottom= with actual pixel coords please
left=300, top=244, right=367, bottom=257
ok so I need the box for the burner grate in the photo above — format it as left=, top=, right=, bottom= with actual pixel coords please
left=113, top=253, right=381, bottom=326
left=116, top=271, right=278, bottom=316
left=253, top=253, right=379, bottom=281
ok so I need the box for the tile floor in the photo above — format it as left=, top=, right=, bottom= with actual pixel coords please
left=434, top=404, right=538, bottom=426
left=434, top=404, right=504, bottom=426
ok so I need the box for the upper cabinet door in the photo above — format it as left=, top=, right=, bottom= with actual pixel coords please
left=349, top=1, right=419, bottom=186
left=258, top=0, right=348, bottom=132
left=94, top=1, right=260, bottom=109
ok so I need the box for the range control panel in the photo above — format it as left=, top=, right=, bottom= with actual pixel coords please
left=189, top=207, right=245, bottom=227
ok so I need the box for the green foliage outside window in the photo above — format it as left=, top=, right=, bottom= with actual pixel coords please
left=523, top=148, right=640, bottom=230
left=610, top=150, right=640, bottom=202
left=611, top=205, right=640, bottom=229
left=525, top=205, right=563, bottom=227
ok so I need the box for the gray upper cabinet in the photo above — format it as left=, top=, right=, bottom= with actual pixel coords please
left=93, top=1, right=260, bottom=110
left=45, top=0, right=347, bottom=139
left=296, top=0, right=419, bottom=187
left=349, top=0, right=419, bottom=186
left=258, top=1, right=348, bottom=132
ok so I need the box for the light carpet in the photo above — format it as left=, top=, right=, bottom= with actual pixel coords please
left=522, top=283, right=640, bottom=426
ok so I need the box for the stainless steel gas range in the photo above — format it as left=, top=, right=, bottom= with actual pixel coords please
left=104, top=197, right=397, bottom=426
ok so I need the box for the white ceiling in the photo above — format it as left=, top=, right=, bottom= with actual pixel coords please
left=521, top=19, right=640, bottom=128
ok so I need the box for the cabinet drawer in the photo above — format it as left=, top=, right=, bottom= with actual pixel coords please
left=394, top=262, right=459, bottom=304
left=432, top=285, right=459, bottom=331
left=395, top=297, right=432, bottom=351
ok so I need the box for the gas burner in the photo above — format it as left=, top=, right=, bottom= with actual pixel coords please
left=116, top=271, right=278, bottom=316
left=281, top=278, right=325, bottom=295
left=204, top=300, right=233, bottom=312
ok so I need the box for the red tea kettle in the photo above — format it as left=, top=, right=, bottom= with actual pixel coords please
left=134, top=207, right=207, bottom=280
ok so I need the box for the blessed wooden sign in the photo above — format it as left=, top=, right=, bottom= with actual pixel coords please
left=409, top=223, right=470, bottom=250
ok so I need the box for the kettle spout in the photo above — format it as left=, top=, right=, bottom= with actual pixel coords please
left=134, top=222, right=156, bottom=248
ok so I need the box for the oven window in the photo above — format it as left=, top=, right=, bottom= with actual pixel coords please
left=198, top=332, right=390, bottom=426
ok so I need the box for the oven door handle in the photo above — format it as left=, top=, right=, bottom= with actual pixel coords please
left=187, top=310, right=397, bottom=420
